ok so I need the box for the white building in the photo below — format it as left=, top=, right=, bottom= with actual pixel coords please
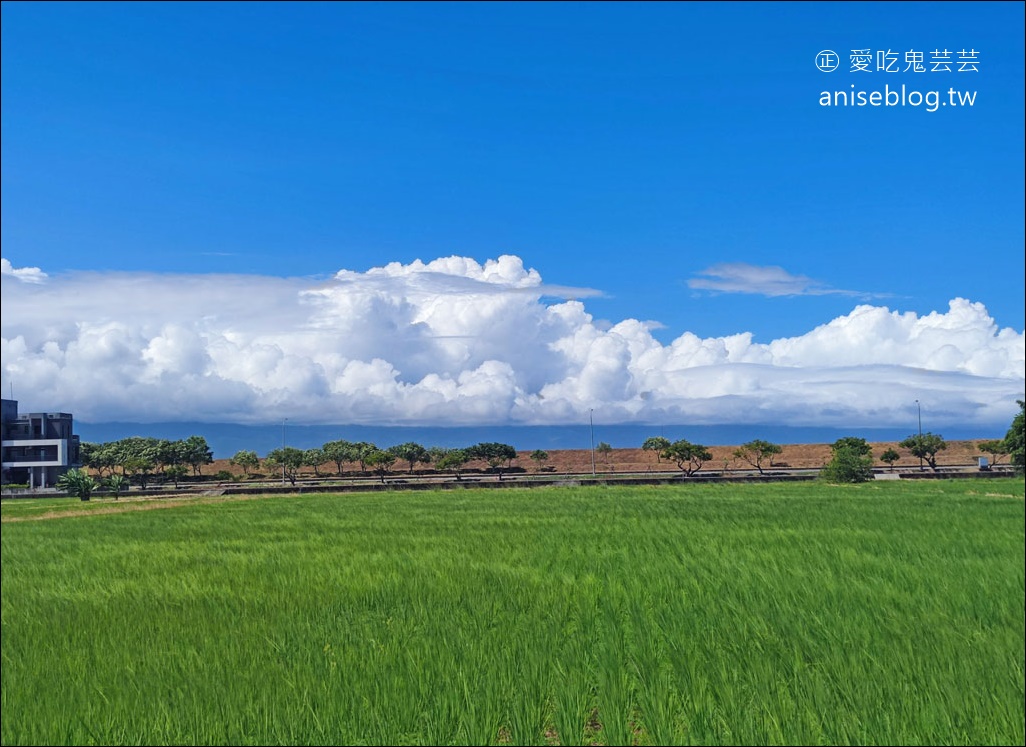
left=1, top=399, right=81, bottom=489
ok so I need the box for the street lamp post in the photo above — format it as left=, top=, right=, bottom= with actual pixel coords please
left=281, top=417, right=288, bottom=485
left=589, top=409, right=596, bottom=476
left=915, top=400, right=923, bottom=471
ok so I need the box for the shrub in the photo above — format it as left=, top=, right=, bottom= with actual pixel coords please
left=822, top=440, right=874, bottom=484
left=56, top=469, right=101, bottom=501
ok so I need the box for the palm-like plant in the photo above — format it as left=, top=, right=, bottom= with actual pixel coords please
left=105, top=473, right=129, bottom=500
left=56, top=469, right=101, bottom=501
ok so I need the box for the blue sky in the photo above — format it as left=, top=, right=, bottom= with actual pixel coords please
left=2, top=2, right=1023, bottom=432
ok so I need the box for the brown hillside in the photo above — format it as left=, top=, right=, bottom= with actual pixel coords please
left=201, top=439, right=997, bottom=478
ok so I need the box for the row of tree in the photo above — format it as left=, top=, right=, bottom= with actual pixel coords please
left=638, top=434, right=949, bottom=479
left=80, top=436, right=214, bottom=488
left=819, top=405, right=1026, bottom=483
left=242, top=441, right=525, bottom=485
left=817, top=434, right=955, bottom=483
left=639, top=415, right=1023, bottom=482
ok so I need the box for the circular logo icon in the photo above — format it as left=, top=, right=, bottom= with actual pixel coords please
left=815, top=50, right=839, bottom=72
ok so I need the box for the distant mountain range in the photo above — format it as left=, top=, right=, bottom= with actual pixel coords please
left=73, top=422, right=1002, bottom=460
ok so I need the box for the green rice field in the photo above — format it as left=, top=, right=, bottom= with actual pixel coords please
left=2, top=480, right=1023, bottom=745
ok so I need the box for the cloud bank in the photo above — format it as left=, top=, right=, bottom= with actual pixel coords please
left=2, top=255, right=1022, bottom=430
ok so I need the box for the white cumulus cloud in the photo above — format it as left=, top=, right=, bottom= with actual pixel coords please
left=1, top=255, right=1022, bottom=429
left=1, top=258, right=48, bottom=284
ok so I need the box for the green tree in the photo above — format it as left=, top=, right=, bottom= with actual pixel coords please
left=229, top=450, right=260, bottom=476
left=977, top=439, right=1009, bottom=468
left=350, top=442, right=377, bottom=473
left=122, top=456, right=156, bottom=489
left=529, top=449, right=549, bottom=471
left=164, top=464, right=189, bottom=488
left=104, top=473, right=129, bottom=500
left=899, top=433, right=947, bottom=471
left=435, top=449, right=470, bottom=481
left=831, top=437, right=873, bottom=457
left=661, top=439, right=712, bottom=478
left=152, top=439, right=181, bottom=476
left=181, top=435, right=214, bottom=476
left=642, top=437, right=671, bottom=462
left=323, top=440, right=355, bottom=476
left=364, top=449, right=396, bottom=483
left=1004, top=400, right=1025, bottom=475
left=389, top=442, right=431, bottom=474
left=732, top=439, right=783, bottom=475
left=79, top=442, right=99, bottom=471
left=596, top=442, right=613, bottom=464
left=56, top=469, right=100, bottom=501
left=266, top=447, right=305, bottom=486
left=82, top=438, right=150, bottom=480
left=87, top=442, right=120, bottom=478
left=115, top=437, right=162, bottom=474
left=303, top=447, right=329, bottom=477
left=879, top=448, right=901, bottom=472
left=467, top=442, right=518, bottom=480
left=821, top=440, right=875, bottom=484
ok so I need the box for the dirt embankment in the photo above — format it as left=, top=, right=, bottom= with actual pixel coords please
left=510, top=440, right=994, bottom=474
left=201, top=439, right=996, bottom=478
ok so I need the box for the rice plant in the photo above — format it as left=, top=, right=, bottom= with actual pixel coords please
left=2, top=479, right=1023, bottom=745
